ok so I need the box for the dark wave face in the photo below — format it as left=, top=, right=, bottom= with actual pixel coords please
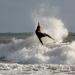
left=0, top=33, right=32, bottom=44
left=0, top=32, right=74, bottom=44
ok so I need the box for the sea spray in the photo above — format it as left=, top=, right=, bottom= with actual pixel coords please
left=0, top=3, right=75, bottom=65
left=38, top=17, right=68, bottom=43
left=32, top=3, right=68, bottom=43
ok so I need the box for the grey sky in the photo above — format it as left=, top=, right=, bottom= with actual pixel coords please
left=0, top=0, right=75, bottom=32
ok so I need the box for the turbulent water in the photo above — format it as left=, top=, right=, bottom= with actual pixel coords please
left=0, top=34, right=75, bottom=75
left=0, top=3, right=75, bottom=75
left=0, top=33, right=75, bottom=65
left=0, top=63, right=75, bottom=75
left=0, top=12, right=75, bottom=75
left=0, top=30, right=75, bottom=75
left=0, top=23, right=75, bottom=65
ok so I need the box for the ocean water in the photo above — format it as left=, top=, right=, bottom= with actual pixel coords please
left=0, top=32, right=74, bottom=65
left=0, top=1, right=75, bottom=74
left=0, top=32, right=75, bottom=75
left=0, top=17, right=75, bottom=65
left=0, top=18, right=75, bottom=75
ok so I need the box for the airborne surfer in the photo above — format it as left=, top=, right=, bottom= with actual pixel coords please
left=35, top=22, right=54, bottom=45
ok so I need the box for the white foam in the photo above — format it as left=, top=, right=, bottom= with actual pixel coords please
left=32, top=3, right=68, bottom=43
left=0, top=36, right=75, bottom=65
left=0, top=2, right=75, bottom=65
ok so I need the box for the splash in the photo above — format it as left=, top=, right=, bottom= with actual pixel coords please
left=0, top=2, right=75, bottom=65
left=39, top=17, right=68, bottom=43
left=0, top=36, right=75, bottom=65
left=32, top=3, right=68, bottom=43
left=0, top=37, right=49, bottom=64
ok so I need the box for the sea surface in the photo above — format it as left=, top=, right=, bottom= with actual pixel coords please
left=0, top=32, right=75, bottom=75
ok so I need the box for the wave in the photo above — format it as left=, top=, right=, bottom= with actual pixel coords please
left=0, top=34, right=74, bottom=65
left=0, top=14, right=75, bottom=64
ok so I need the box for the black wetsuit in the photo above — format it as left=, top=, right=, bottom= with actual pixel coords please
left=35, top=23, right=54, bottom=45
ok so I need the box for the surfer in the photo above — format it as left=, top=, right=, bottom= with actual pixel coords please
left=35, top=22, right=54, bottom=45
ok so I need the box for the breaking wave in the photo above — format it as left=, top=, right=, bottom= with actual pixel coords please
left=0, top=17, right=75, bottom=65
left=0, top=36, right=75, bottom=65
left=0, top=2, right=75, bottom=65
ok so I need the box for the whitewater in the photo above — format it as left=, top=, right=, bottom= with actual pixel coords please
left=0, top=17, right=75, bottom=65
left=0, top=3, right=75, bottom=73
left=0, top=16, right=75, bottom=74
left=0, top=19, right=75, bottom=75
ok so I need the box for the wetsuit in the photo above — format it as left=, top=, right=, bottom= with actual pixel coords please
left=35, top=22, right=54, bottom=45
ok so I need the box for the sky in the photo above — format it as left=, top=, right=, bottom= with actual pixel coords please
left=0, top=0, right=75, bottom=33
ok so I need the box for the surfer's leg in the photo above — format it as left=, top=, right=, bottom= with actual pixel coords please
left=38, top=38, right=43, bottom=45
left=43, top=33, right=54, bottom=40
